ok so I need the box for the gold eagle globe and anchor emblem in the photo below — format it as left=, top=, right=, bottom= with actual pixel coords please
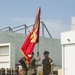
left=30, top=29, right=38, bottom=43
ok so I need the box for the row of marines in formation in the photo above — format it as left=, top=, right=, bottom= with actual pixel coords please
left=0, top=67, right=19, bottom=75
left=19, top=51, right=54, bottom=75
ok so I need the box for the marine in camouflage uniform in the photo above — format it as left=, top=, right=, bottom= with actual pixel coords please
left=27, top=57, right=36, bottom=75
left=19, top=57, right=28, bottom=75
left=27, top=52, right=40, bottom=75
left=42, top=51, right=54, bottom=75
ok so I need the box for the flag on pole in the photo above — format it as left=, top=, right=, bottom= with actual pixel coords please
left=20, top=7, right=41, bottom=65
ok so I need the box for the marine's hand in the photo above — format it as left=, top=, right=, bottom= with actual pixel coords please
left=37, top=56, right=40, bottom=61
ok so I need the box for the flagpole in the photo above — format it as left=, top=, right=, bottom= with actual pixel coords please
left=36, top=43, right=39, bottom=75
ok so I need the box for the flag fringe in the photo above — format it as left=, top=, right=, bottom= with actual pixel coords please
left=20, top=49, right=30, bottom=65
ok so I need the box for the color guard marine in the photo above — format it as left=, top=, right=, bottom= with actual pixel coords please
left=19, top=57, right=28, bottom=75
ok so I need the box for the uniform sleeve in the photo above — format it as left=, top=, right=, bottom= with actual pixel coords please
left=49, top=58, right=54, bottom=65
left=35, top=58, right=38, bottom=61
left=31, top=58, right=36, bottom=62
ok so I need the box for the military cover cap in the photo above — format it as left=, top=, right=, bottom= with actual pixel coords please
left=43, top=51, right=49, bottom=54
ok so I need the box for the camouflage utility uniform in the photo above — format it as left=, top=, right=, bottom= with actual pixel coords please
left=42, top=58, right=53, bottom=75
left=19, top=57, right=28, bottom=75
left=27, top=57, right=36, bottom=75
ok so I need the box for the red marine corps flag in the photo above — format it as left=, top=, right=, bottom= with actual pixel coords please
left=20, top=7, right=41, bottom=65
